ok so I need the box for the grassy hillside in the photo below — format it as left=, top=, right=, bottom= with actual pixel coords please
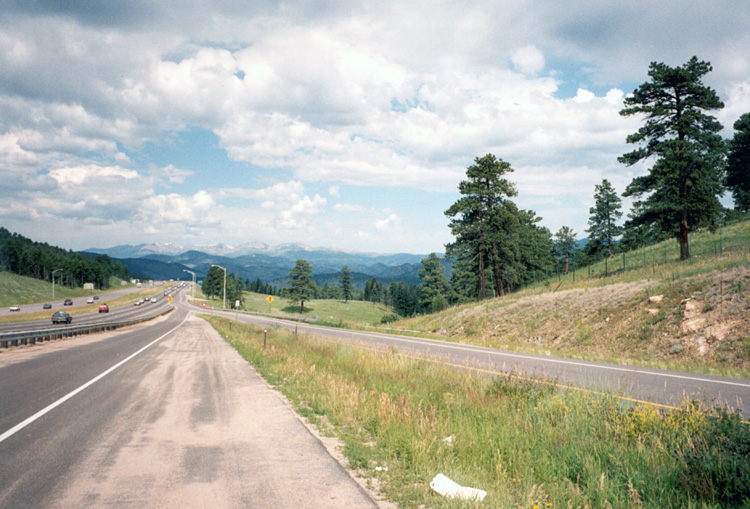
left=396, top=220, right=750, bottom=378
left=194, top=288, right=397, bottom=326
left=0, top=271, right=92, bottom=307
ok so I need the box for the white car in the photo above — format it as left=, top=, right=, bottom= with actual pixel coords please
left=87, top=297, right=94, bottom=304
left=9, top=305, right=20, bottom=312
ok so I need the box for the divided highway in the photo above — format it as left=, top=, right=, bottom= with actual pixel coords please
left=1, top=287, right=748, bottom=506
left=0, top=287, right=379, bottom=508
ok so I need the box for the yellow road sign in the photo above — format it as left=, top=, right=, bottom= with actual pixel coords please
left=266, top=295, right=275, bottom=303
left=167, top=295, right=173, bottom=302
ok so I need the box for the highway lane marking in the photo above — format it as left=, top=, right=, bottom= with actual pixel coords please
left=213, top=310, right=750, bottom=389
left=289, top=321, right=750, bottom=389
left=275, top=325, right=750, bottom=423
left=219, top=310, right=750, bottom=390
left=0, top=312, right=192, bottom=445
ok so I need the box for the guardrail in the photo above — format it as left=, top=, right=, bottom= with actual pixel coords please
left=0, top=305, right=175, bottom=348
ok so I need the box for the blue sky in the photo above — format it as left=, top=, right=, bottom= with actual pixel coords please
left=1, top=1, right=749, bottom=254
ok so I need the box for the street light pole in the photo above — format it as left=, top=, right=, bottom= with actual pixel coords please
left=52, top=268, right=63, bottom=300
left=183, top=269, right=196, bottom=299
left=211, top=264, right=227, bottom=310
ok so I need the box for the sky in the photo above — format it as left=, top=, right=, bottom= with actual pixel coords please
left=1, top=1, right=749, bottom=255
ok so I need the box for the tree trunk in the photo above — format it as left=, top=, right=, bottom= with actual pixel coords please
left=490, top=245, right=504, bottom=297
left=478, top=246, right=486, bottom=299
left=679, top=213, right=690, bottom=260
left=300, top=300, right=305, bottom=314
left=478, top=216, right=487, bottom=300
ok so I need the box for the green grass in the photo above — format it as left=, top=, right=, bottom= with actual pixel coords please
left=0, top=271, right=92, bottom=307
left=529, top=220, right=750, bottom=292
left=197, top=288, right=397, bottom=326
left=207, top=315, right=750, bottom=508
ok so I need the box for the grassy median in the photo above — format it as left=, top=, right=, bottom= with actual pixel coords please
left=205, top=315, right=750, bottom=508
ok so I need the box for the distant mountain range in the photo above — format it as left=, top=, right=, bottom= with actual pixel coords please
left=85, top=242, right=436, bottom=287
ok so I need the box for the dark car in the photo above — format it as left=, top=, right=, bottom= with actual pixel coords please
left=51, top=311, right=72, bottom=324
left=43, top=303, right=52, bottom=309
left=64, top=299, right=73, bottom=306
left=98, top=303, right=109, bottom=313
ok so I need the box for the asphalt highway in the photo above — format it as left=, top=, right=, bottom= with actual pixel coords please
left=200, top=305, right=750, bottom=417
left=0, top=292, right=379, bottom=507
left=2, top=290, right=748, bottom=506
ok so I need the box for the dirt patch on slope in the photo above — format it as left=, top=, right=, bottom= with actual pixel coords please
left=421, top=265, right=750, bottom=375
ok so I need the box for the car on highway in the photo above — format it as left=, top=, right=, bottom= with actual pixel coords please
left=9, top=305, right=20, bottom=312
left=93, top=295, right=99, bottom=300
left=86, top=297, right=94, bottom=304
left=51, top=311, right=72, bottom=324
left=98, top=303, right=109, bottom=313
left=43, top=303, right=52, bottom=309
left=150, top=297, right=157, bottom=303
left=64, top=299, right=73, bottom=306
left=133, top=300, right=142, bottom=306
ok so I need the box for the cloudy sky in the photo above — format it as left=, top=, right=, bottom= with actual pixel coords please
left=1, top=1, right=749, bottom=254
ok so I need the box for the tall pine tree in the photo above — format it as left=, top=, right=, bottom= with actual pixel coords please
left=288, top=259, right=317, bottom=313
left=726, top=112, right=750, bottom=212
left=445, top=154, right=517, bottom=299
left=339, top=265, right=353, bottom=303
left=586, top=179, right=623, bottom=257
left=619, top=56, right=725, bottom=260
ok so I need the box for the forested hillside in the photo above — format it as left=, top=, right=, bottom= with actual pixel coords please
left=0, top=227, right=130, bottom=289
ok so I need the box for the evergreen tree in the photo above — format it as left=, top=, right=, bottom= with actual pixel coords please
left=339, top=265, right=353, bottom=303
left=619, top=56, right=725, bottom=260
left=287, top=259, right=317, bottom=313
left=553, top=226, right=577, bottom=274
left=726, top=112, right=750, bottom=212
left=363, top=277, right=381, bottom=302
left=445, top=154, right=518, bottom=299
left=585, top=179, right=623, bottom=257
left=202, top=265, right=225, bottom=299
left=226, top=274, right=244, bottom=308
left=417, top=253, right=451, bottom=312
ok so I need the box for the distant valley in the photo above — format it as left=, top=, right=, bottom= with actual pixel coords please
left=85, top=242, right=435, bottom=288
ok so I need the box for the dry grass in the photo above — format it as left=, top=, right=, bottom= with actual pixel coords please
left=399, top=263, right=750, bottom=378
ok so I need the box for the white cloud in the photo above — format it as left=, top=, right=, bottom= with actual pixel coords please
left=375, top=213, right=401, bottom=232
left=2, top=1, right=749, bottom=252
left=510, top=45, right=545, bottom=75
left=278, top=194, right=327, bottom=230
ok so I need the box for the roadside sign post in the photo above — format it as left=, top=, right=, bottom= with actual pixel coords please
left=266, top=295, right=274, bottom=314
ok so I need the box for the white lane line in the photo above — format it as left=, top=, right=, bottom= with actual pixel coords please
left=203, top=310, right=750, bottom=389
left=0, top=313, right=191, bottom=445
left=283, top=320, right=750, bottom=389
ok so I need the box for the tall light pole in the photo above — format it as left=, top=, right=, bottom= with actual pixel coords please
left=210, top=264, right=226, bottom=310
left=183, top=269, right=196, bottom=299
left=52, top=268, right=63, bottom=300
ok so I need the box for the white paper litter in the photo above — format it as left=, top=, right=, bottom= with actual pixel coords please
left=430, top=473, right=487, bottom=501
left=442, top=434, right=455, bottom=445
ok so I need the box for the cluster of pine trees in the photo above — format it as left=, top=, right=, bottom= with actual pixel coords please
left=438, top=56, right=750, bottom=304
left=229, top=57, right=750, bottom=319
left=0, top=227, right=130, bottom=289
